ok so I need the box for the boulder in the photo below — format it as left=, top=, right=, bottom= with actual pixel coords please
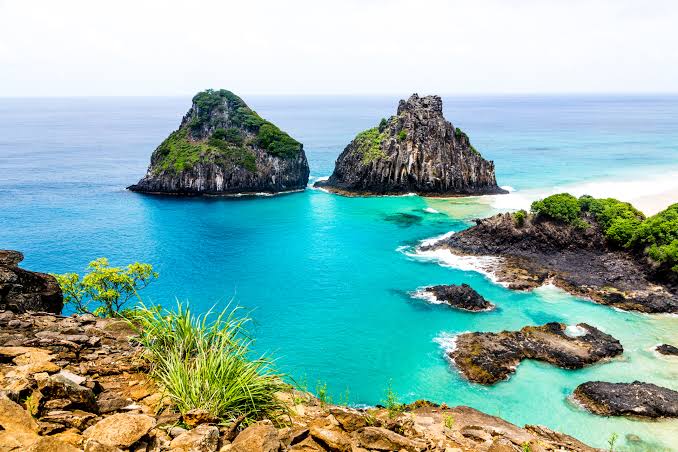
left=421, top=284, right=494, bottom=311
left=83, top=413, right=156, bottom=449
left=38, top=373, right=97, bottom=412
left=450, top=323, right=623, bottom=384
left=26, top=436, right=81, bottom=452
left=0, top=250, right=63, bottom=314
left=573, top=381, right=678, bottom=418
left=352, top=426, right=426, bottom=452
left=170, top=424, right=220, bottom=452
left=656, top=343, right=678, bottom=356
left=231, top=420, right=281, bottom=452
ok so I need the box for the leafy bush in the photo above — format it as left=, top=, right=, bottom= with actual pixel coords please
left=255, top=123, right=302, bottom=158
left=378, top=118, right=388, bottom=132
left=631, top=203, right=678, bottom=271
left=130, top=302, right=287, bottom=424
left=579, top=196, right=645, bottom=246
left=397, top=130, right=407, bottom=142
left=531, top=193, right=581, bottom=224
left=213, top=127, right=244, bottom=146
left=53, top=258, right=158, bottom=317
left=513, top=209, right=527, bottom=227
left=382, top=382, right=404, bottom=418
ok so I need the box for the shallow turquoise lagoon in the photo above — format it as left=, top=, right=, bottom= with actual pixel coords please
left=1, top=96, right=677, bottom=449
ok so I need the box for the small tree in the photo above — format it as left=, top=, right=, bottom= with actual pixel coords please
left=53, top=258, right=158, bottom=317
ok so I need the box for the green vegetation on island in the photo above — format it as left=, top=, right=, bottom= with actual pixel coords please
left=528, top=193, right=678, bottom=273
left=154, top=89, right=301, bottom=174
left=353, top=125, right=387, bottom=164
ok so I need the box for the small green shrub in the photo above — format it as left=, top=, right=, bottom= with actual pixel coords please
left=631, top=203, right=678, bottom=272
left=382, top=382, right=404, bottom=418
left=256, top=123, right=302, bottom=158
left=378, top=118, right=388, bottom=132
left=443, top=414, right=455, bottom=429
left=580, top=196, right=645, bottom=247
left=531, top=193, right=581, bottom=224
left=130, top=302, right=287, bottom=424
left=607, top=432, right=618, bottom=452
left=52, top=258, right=158, bottom=317
left=213, top=127, right=244, bottom=146
left=522, top=443, right=532, bottom=452
left=513, top=209, right=527, bottom=227
left=315, top=381, right=331, bottom=407
left=397, top=130, right=407, bottom=142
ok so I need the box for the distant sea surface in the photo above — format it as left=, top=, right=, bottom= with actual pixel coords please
left=1, top=95, right=677, bottom=450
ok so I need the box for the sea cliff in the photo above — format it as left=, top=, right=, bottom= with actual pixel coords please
left=315, top=94, right=506, bottom=196
left=128, top=90, right=309, bottom=195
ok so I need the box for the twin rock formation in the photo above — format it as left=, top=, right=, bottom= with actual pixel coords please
left=129, top=91, right=504, bottom=197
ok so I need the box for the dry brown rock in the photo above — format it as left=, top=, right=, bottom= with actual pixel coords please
left=309, top=425, right=351, bottom=451
left=83, top=413, right=156, bottom=449
left=231, top=420, right=281, bottom=452
left=170, top=424, right=220, bottom=452
left=184, top=408, right=218, bottom=428
left=328, top=408, right=367, bottom=432
left=352, top=426, right=426, bottom=452
left=26, top=436, right=81, bottom=452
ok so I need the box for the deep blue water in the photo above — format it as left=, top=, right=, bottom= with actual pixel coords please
left=1, top=95, right=677, bottom=450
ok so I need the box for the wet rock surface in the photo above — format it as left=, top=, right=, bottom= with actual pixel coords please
left=573, top=381, right=678, bottom=418
left=422, top=284, right=494, bottom=311
left=450, top=322, right=623, bottom=384
left=316, top=94, right=506, bottom=196
left=0, top=250, right=63, bottom=314
left=656, top=343, right=678, bottom=356
left=0, top=311, right=602, bottom=451
left=425, top=213, right=678, bottom=313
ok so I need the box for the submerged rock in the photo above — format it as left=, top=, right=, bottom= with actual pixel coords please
left=128, top=89, right=309, bottom=196
left=656, top=344, right=678, bottom=356
left=450, top=322, right=623, bottom=384
left=425, top=213, right=678, bottom=313
left=573, top=381, right=678, bottom=418
left=0, top=250, right=63, bottom=314
left=422, top=284, right=494, bottom=311
left=315, top=94, right=506, bottom=196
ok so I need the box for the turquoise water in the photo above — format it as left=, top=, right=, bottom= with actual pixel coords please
left=1, top=96, right=677, bottom=450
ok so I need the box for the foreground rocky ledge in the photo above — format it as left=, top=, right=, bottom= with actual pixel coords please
left=424, top=213, right=678, bottom=313
left=0, top=311, right=600, bottom=451
left=573, top=381, right=678, bottom=418
left=450, top=323, right=623, bottom=384
left=419, top=284, right=494, bottom=312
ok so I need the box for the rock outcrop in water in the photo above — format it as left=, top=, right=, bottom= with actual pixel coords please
left=449, top=323, right=623, bottom=384
left=0, top=250, right=62, bottom=314
left=315, top=94, right=506, bottom=196
left=573, top=381, right=678, bottom=418
left=656, top=344, right=678, bottom=356
left=0, top=311, right=600, bottom=451
left=128, top=89, right=309, bottom=195
left=421, top=284, right=494, bottom=311
left=424, top=212, right=678, bottom=313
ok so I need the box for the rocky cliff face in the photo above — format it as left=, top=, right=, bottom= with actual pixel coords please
left=128, top=89, right=309, bottom=195
left=0, top=250, right=62, bottom=314
left=316, top=94, right=506, bottom=196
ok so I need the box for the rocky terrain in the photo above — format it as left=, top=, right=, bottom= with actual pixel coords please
left=573, top=381, right=678, bottom=418
left=0, top=250, right=62, bottom=314
left=315, top=94, right=506, bottom=196
left=449, top=323, right=623, bottom=385
left=0, top=311, right=605, bottom=452
left=656, top=344, right=678, bottom=356
left=423, top=212, right=678, bottom=313
left=128, top=89, right=309, bottom=196
left=420, top=284, right=494, bottom=311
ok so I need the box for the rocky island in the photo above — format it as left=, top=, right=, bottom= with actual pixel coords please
left=418, top=283, right=495, bottom=311
left=128, top=89, right=309, bottom=195
left=573, top=381, right=678, bottom=418
left=423, top=194, right=678, bottom=313
left=449, top=322, right=623, bottom=384
left=315, top=94, right=506, bottom=196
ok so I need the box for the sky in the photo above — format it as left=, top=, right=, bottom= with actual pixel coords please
left=1, top=0, right=678, bottom=96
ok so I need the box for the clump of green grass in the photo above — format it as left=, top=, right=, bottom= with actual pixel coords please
left=315, top=381, right=331, bottom=407
left=382, top=381, right=404, bottom=418
left=130, top=302, right=287, bottom=424
left=352, top=126, right=386, bottom=164
left=442, top=414, right=455, bottom=429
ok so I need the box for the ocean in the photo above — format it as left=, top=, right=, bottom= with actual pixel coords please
left=1, top=95, right=677, bottom=450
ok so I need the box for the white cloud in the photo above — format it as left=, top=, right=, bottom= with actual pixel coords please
left=1, top=0, right=677, bottom=96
